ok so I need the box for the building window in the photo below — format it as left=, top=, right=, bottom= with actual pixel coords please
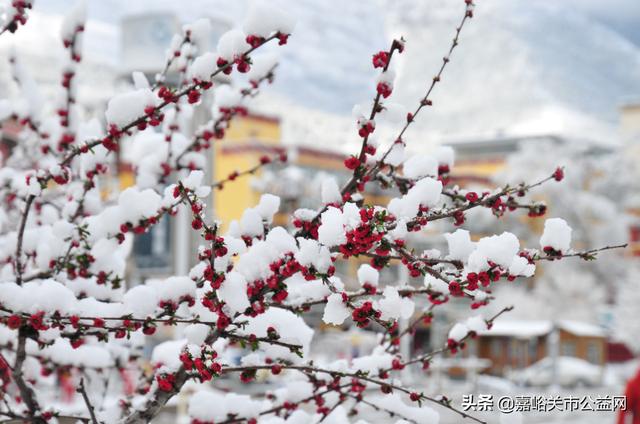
left=133, top=216, right=171, bottom=270
left=561, top=340, right=576, bottom=357
left=413, top=328, right=431, bottom=355
left=508, top=340, right=518, bottom=362
left=490, top=338, right=502, bottom=359
left=587, top=341, right=601, bottom=364
left=528, top=339, right=538, bottom=362
left=514, top=342, right=525, bottom=368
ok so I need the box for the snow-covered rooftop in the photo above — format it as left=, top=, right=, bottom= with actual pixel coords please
left=479, top=320, right=553, bottom=338
left=557, top=320, right=607, bottom=338
left=479, top=319, right=606, bottom=339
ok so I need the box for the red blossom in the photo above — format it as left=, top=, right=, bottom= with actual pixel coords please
left=156, top=373, right=175, bottom=392
left=6, top=315, right=21, bottom=330
left=344, top=156, right=361, bottom=170
left=372, top=51, right=389, bottom=68
left=376, top=81, right=392, bottom=98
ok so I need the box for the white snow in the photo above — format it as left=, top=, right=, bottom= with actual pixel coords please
left=60, top=0, right=86, bottom=42
left=105, top=88, right=158, bottom=128
left=448, top=323, right=469, bottom=342
left=318, top=207, right=346, bottom=247
left=189, top=390, right=264, bottom=422
left=387, top=177, right=442, bottom=219
left=265, top=226, right=296, bottom=252
left=184, top=324, right=210, bottom=345
left=385, top=143, right=405, bottom=167
left=467, top=232, right=520, bottom=272
left=240, top=208, right=264, bottom=237
left=357, top=264, right=379, bottom=287
left=255, top=193, right=281, bottom=222
left=321, top=177, right=342, bottom=204
left=123, top=285, right=158, bottom=318
left=372, top=393, right=439, bottom=423
left=465, top=315, right=487, bottom=333
left=322, top=293, right=350, bottom=325
left=540, top=217, right=572, bottom=253
left=217, top=271, right=250, bottom=314
left=155, top=276, right=196, bottom=304
left=376, top=286, right=414, bottom=321
left=351, top=346, right=393, bottom=373
left=240, top=308, right=314, bottom=361
left=189, top=52, right=217, bottom=81
left=217, top=29, right=250, bottom=61
left=243, top=2, right=296, bottom=37
left=424, top=275, right=450, bottom=294
left=444, top=229, right=475, bottom=262
left=508, top=256, right=536, bottom=277
left=402, top=154, right=438, bottom=179
left=151, top=339, right=188, bottom=370
left=434, top=145, right=455, bottom=167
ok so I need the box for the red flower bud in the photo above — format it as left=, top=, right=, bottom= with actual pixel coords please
left=553, top=167, right=564, bottom=182
left=344, top=156, right=360, bottom=170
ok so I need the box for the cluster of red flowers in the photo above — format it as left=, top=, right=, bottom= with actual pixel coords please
left=199, top=296, right=232, bottom=331
left=292, top=217, right=319, bottom=239
left=339, top=224, right=384, bottom=259
left=527, top=202, right=547, bottom=218
left=351, top=301, right=380, bottom=328
left=371, top=51, right=389, bottom=69
left=553, top=167, right=564, bottom=182
left=3, top=1, right=32, bottom=33
left=438, top=163, right=451, bottom=186
left=446, top=338, right=465, bottom=355
left=357, top=120, right=375, bottom=138
left=465, top=271, right=491, bottom=291
left=376, top=81, right=392, bottom=98
left=156, top=373, right=176, bottom=392
left=180, top=350, right=222, bottom=382
left=159, top=294, right=195, bottom=314
left=157, top=86, right=178, bottom=104
left=542, top=246, right=563, bottom=258
left=465, top=191, right=479, bottom=203
left=343, top=155, right=361, bottom=171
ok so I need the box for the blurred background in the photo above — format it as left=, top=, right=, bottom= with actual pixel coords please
left=1, top=0, right=639, bottom=423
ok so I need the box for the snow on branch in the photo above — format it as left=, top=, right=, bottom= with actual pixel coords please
left=0, top=0, right=627, bottom=423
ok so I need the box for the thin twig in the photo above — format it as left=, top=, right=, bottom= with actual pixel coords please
left=14, top=195, right=34, bottom=285
left=12, top=332, right=44, bottom=422
left=77, top=378, right=100, bottom=424
left=536, top=243, right=627, bottom=261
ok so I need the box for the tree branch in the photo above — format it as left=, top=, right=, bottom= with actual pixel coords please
left=14, top=195, right=35, bottom=285
left=77, top=378, right=100, bottom=424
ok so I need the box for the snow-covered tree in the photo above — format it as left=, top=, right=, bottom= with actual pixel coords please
left=475, top=141, right=631, bottom=323
left=0, top=0, right=32, bottom=36
left=0, top=1, right=625, bottom=423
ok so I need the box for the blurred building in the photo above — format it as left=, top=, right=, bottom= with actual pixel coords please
left=120, top=13, right=231, bottom=79
left=116, top=13, right=227, bottom=281
left=474, top=320, right=607, bottom=376
left=219, top=113, right=398, bottom=288
left=620, top=103, right=640, bottom=257
left=450, top=135, right=564, bottom=186
left=213, top=113, right=285, bottom=231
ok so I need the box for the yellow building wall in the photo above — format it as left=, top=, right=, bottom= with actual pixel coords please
left=213, top=115, right=281, bottom=232
left=452, top=160, right=506, bottom=181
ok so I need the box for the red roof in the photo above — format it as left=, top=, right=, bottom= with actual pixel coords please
left=607, top=341, right=635, bottom=363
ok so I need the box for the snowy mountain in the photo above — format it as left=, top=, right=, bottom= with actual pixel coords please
left=386, top=0, right=640, bottom=143
left=3, top=0, right=640, bottom=151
